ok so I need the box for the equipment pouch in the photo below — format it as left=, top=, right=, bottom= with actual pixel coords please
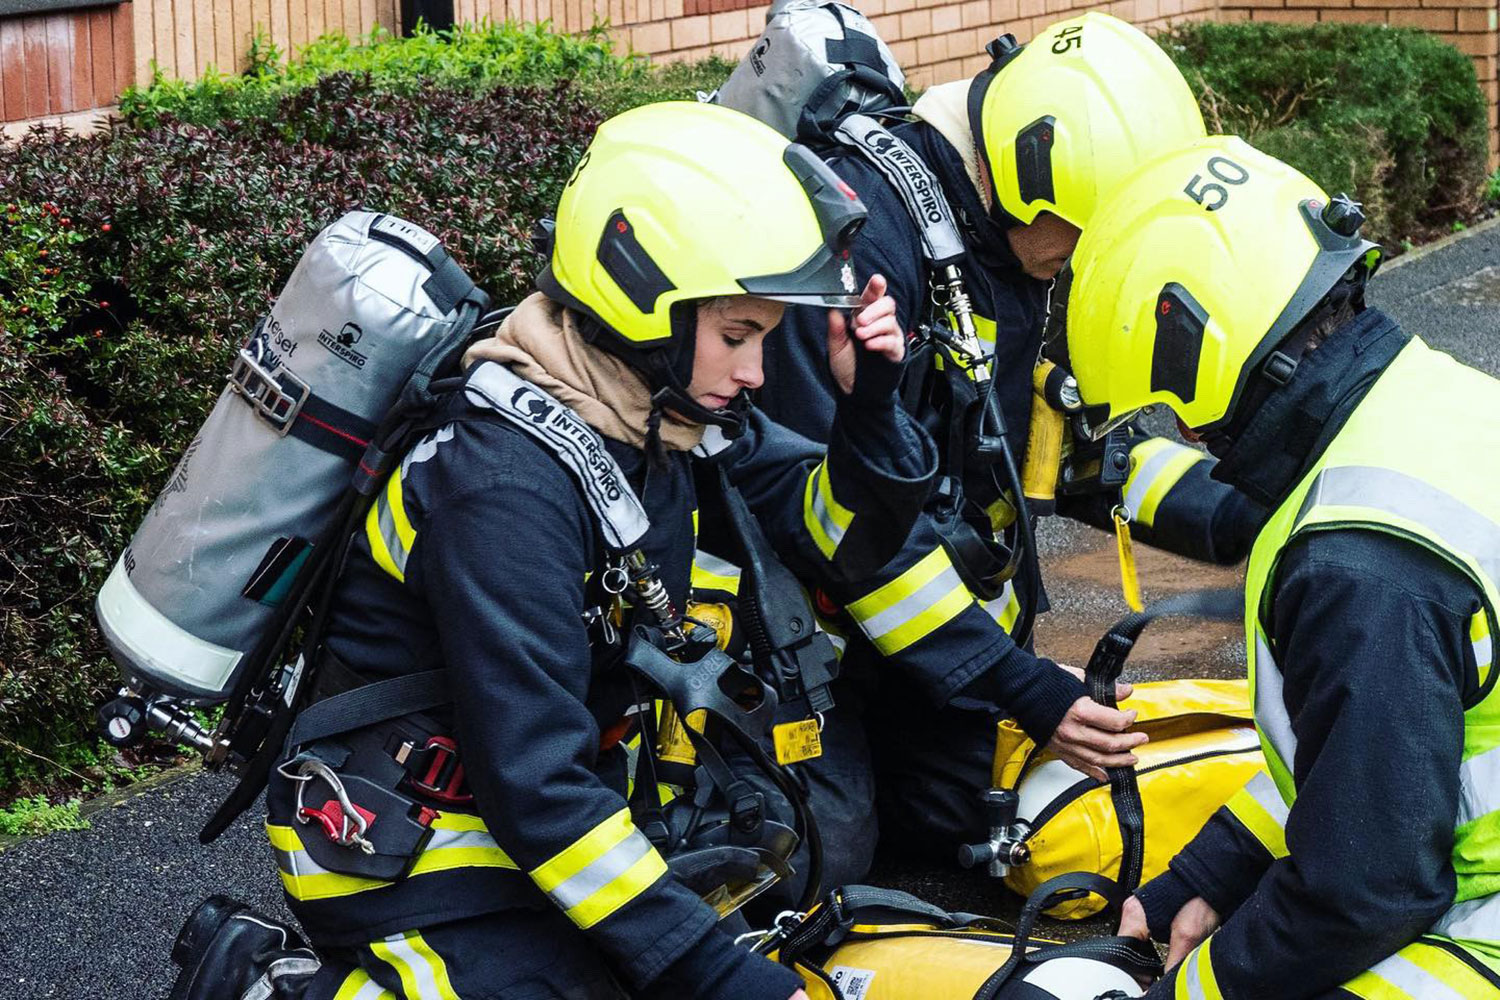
left=278, top=743, right=437, bottom=882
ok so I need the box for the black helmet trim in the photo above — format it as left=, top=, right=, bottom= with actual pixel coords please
left=738, top=243, right=863, bottom=307
left=1015, top=115, right=1058, bottom=206
left=784, top=143, right=869, bottom=253
left=1196, top=198, right=1381, bottom=435
left=1150, top=282, right=1210, bottom=406
left=965, top=56, right=1026, bottom=230
left=598, top=209, right=678, bottom=314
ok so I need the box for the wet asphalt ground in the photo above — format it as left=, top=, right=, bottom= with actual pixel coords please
left=3, top=220, right=1498, bottom=1000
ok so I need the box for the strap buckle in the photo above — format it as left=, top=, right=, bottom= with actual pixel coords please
left=399, top=735, right=473, bottom=805
left=229, top=335, right=309, bottom=435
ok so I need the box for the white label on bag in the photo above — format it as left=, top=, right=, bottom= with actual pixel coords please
left=828, top=966, right=877, bottom=1000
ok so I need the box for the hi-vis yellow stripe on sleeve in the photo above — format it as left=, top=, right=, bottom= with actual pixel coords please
left=846, top=548, right=971, bottom=655
left=1175, top=936, right=1225, bottom=1000
left=803, top=460, right=855, bottom=561
left=1472, top=612, right=1493, bottom=690
left=530, top=808, right=667, bottom=929
left=371, top=931, right=460, bottom=1000
left=1124, top=438, right=1206, bottom=529
left=366, top=471, right=417, bottom=582
left=1225, top=771, right=1290, bottom=860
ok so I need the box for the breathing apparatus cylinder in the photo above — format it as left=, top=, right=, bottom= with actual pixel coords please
left=94, top=213, right=481, bottom=710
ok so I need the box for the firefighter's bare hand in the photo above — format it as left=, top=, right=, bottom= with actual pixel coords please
left=1118, top=895, right=1151, bottom=941
left=1058, top=662, right=1135, bottom=702
left=791, top=991, right=811, bottom=1000
left=1165, top=897, right=1220, bottom=971
left=1047, top=696, right=1146, bottom=783
left=1117, top=896, right=1159, bottom=988
left=829, top=274, right=905, bottom=398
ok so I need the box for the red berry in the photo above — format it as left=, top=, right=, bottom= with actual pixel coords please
left=98, top=300, right=110, bottom=309
left=100, top=223, right=112, bottom=233
left=59, top=217, right=71, bottom=226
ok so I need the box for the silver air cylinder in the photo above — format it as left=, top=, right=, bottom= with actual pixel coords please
left=95, top=212, right=467, bottom=701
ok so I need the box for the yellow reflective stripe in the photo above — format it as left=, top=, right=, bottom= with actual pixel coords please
left=370, top=931, right=459, bottom=1000
left=691, top=550, right=742, bottom=595
left=1125, top=438, right=1205, bottom=529
left=1472, top=612, right=1493, bottom=689
left=1345, top=939, right=1496, bottom=999
left=1224, top=771, right=1290, bottom=859
left=365, top=472, right=417, bottom=583
left=1175, top=936, right=1224, bottom=1000
left=530, top=807, right=668, bottom=929
left=803, top=460, right=854, bottom=560
left=846, top=548, right=972, bottom=655
left=267, top=816, right=519, bottom=902
left=333, top=968, right=398, bottom=1000
left=982, top=580, right=1020, bottom=634
left=365, top=497, right=403, bottom=582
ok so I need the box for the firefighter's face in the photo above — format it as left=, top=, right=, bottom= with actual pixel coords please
left=1006, top=211, right=1082, bottom=280
left=688, top=295, right=783, bottom=409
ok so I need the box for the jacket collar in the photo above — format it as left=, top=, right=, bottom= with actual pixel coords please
left=1210, top=306, right=1409, bottom=509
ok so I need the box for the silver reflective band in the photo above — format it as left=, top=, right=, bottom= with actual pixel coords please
left=1123, top=444, right=1187, bottom=524
left=374, top=934, right=448, bottom=1000
left=856, top=563, right=966, bottom=641
left=1254, top=632, right=1300, bottom=773
left=547, top=828, right=654, bottom=912
left=375, top=495, right=410, bottom=576
left=808, top=466, right=848, bottom=553
left=1433, top=891, right=1500, bottom=941
left=693, top=550, right=742, bottom=585
left=1297, top=465, right=1500, bottom=589
left=1181, top=945, right=1211, bottom=1000
left=1363, top=951, right=1470, bottom=1000
left=1458, top=744, right=1500, bottom=827
left=1242, top=771, right=1291, bottom=826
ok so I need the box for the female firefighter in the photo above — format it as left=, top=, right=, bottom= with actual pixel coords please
left=167, top=101, right=936, bottom=1000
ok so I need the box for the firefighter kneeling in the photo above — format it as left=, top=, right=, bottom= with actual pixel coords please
left=168, top=101, right=937, bottom=1000
left=1061, top=136, right=1500, bottom=998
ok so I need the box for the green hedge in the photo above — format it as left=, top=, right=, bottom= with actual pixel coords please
left=1157, top=21, right=1490, bottom=247
left=0, top=25, right=728, bottom=798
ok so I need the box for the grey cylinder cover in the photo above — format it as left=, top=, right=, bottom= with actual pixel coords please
left=96, top=212, right=468, bottom=699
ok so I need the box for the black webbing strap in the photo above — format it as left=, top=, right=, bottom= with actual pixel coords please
left=287, top=391, right=378, bottom=461
left=286, top=669, right=451, bottom=749
left=825, top=32, right=884, bottom=70
left=1087, top=588, right=1242, bottom=894
left=776, top=884, right=961, bottom=967
left=367, top=215, right=481, bottom=317
left=973, top=871, right=1159, bottom=1000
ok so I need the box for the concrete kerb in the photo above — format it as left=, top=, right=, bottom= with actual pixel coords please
left=1382, top=212, right=1500, bottom=271
left=0, top=760, right=202, bottom=853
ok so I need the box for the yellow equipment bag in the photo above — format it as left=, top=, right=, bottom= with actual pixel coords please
left=758, top=874, right=1160, bottom=999
left=992, top=677, right=1264, bottom=918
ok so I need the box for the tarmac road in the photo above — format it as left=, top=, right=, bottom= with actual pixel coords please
left=3, top=220, right=1497, bottom=1000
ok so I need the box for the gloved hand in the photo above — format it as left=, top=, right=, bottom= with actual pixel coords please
left=827, top=273, right=906, bottom=405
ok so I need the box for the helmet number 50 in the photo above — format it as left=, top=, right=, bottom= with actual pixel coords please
left=1183, top=156, right=1250, bottom=212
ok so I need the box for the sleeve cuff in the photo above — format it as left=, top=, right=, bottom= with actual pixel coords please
left=956, top=649, right=1087, bottom=747
left=1134, top=868, right=1198, bottom=942
left=655, top=923, right=805, bottom=1000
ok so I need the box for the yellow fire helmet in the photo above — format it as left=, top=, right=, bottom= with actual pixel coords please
left=1064, top=136, right=1382, bottom=436
left=969, top=13, right=1205, bottom=229
left=538, top=101, right=867, bottom=426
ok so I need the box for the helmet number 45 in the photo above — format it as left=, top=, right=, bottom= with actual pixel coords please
left=1051, top=24, right=1083, bottom=53
left=1183, top=156, right=1250, bottom=211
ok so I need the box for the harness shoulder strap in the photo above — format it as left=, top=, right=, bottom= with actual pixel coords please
left=831, top=114, right=967, bottom=268
left=461, top=362, right=651, bottom=553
